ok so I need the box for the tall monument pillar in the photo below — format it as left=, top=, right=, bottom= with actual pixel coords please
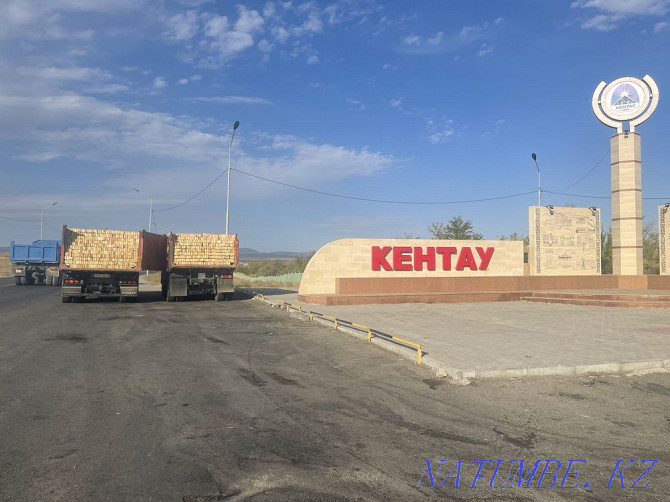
left=592, top=75, right=659, bottom=275
left=610, top=132, right=643, bottom=274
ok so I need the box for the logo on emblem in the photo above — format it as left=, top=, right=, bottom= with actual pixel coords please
left=592, top=75, right=659, bottom=133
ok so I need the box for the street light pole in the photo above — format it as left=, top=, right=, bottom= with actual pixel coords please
left=226, top=120, right=240, bottom=235
left=40, top=202, right=58, bottom=240
left=531, top=153, right=541, bottom=206
left=132, top=188, right=153, bottom=231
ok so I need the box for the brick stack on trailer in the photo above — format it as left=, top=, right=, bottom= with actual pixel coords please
left=163, top=232, right=239, bottom=301
left=60, top=226, right=167, bottom=303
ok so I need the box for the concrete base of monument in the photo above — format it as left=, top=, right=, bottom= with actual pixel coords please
left=297, top=275, right=670, bottom=306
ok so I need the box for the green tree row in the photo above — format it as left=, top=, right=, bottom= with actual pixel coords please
left=601, top=222, right=659, bottom=275
left=237, top=252, right=315, bottom=277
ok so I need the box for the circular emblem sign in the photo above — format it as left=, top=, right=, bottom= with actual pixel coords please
left=592, top=75, right=659, bottom=133
left=604, top=80, right=645, bottom=119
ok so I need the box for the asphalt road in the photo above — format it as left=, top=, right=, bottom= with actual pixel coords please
left=1, top=278, right=669, bottom=501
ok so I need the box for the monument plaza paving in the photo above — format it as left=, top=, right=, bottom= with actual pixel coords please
left=254, top=288, right=670, bottom=381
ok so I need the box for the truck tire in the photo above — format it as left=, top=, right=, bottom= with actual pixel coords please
left=15, top=277, right=21, bottom=286
left=61, top=295, right=72, bottom=303
left=53, top=276, right=61, bottom=286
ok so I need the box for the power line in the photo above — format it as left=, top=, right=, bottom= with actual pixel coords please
left=545, top=190, right=670, bottom=201
left=544, top=190, right=610, bottom=199
left=231, top=168, right=537, bottom=205
left=555, top=149, right=609, bottom=191
left=154, top=170, right=226, bottom=212
left=0, top=215, right=39, bottom=222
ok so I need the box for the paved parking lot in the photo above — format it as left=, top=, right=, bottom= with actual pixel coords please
left=254, top=288, right=670, bottom=380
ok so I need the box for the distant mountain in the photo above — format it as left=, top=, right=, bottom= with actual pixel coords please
left=239, top=248, right=307, bottom=261
left=0, top=247, right=8, bottom=253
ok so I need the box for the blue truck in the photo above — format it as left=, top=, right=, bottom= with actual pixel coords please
left=10, top=240, right=62, bottom=286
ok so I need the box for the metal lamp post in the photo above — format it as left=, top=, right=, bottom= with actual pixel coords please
left=40, top=202, right=58, bottom=240
left=531, top=153, right=541, bottom=206
left=226, top=120, right=240, bottom=235
left=132, top=188, right=153, bottom=231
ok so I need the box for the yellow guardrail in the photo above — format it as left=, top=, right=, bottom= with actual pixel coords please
left=235, top=287, right=423, bottom=364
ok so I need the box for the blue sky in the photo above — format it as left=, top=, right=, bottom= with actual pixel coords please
left=1, top=0, right=669, bottom=252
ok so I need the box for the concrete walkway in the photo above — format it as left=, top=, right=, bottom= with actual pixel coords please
left=248, top=287, right=670, bottom=381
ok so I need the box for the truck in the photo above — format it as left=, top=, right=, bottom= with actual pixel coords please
left=162, top=232, right=238, bottom=301
left=60, top=226, right=167, bottom=303
left=10, top=240, right=62, bottom=286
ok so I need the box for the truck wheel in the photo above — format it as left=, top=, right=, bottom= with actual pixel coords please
left=61, top=295, right=72, bottom=303
left=15, top=277, right=21, bottom=286
left=53, top=276, right=61, bottom=286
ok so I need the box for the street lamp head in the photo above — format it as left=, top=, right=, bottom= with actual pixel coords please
left=233, top=120, right=240, bottom=131
left=532, top=153, right=537, bottom=161
left=132, top=188, right=140, bottom=193
left=52, top=202, right=58, bottom=207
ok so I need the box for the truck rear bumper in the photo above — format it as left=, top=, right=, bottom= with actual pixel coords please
left=61, top=286, right=83, bottom=296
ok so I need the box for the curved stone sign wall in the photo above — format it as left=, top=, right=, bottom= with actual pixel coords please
left=298, top=238, right=524, bottom=296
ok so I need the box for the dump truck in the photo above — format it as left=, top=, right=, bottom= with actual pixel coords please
left=10, top=240, right=62, bottom=286
left=60, top=226, right=167, bottom=303
left=162, top=232, right=238, bottom=301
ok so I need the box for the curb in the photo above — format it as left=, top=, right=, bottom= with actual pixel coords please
left=239, top=288, right=670, bottom=384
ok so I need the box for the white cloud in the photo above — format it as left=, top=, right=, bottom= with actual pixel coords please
left=427, top=32, right=443, bottom=45
left=253, top=134, right=394, bottom=183
left=0, top=0, right=138, bottom=40
left=383, top=63, right=399, bottom=71
left=176, top=74, right=203, bottom=85
left=389, top=97, right=403, bottom=108
left=428, top=129, right=455, bottom=144
left=581, top=14, right=620, bottom=31
left=153, top=77, right=168, bottom=89
left=571, top=0, right=670, bottom=16
left=654, top=20, right=668, bottom=31
left=426, top=118, right=455, bottom=144
left=0, top=94, right=223, bottom=164
left=460, top=23, right=488, bottom=40
left=258, top=38, right=273, bottom=52
left=234, top=5, right=265, bottom=34
left=204, top=14, right=230, bottom=38
left=477, top=43, right=494, bottom=57
left=191, top=96, right=272, bottom=104
left=307, top=54, right=319, bottom=64
left=84, top=84, right=129, bottom=94
left=272, top=26, right=291, bottom=43
left=18, top=66, right=113, bottom=82
left=346, top=97, right=366, bottom=111
left=572, top=0, right=670, bottom=30
left=165, top=10, right=199, bottom=40
left=401, top=34, right=421, bottom=46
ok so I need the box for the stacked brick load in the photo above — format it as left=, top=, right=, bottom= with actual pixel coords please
left=170, top=233, right=237, bottom=268
left=63, top=228, right=139, bottom=270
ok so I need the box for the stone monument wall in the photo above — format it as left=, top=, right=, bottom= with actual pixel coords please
left=528, top=206, right=601, bottom=276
